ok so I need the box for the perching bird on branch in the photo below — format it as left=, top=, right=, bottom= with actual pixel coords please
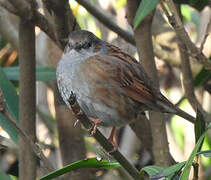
left=56, top=30, right=195, bottom=146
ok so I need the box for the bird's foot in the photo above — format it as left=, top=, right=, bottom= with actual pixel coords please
left=89, top=118, right=101, bottom=135
left=108, top=127, right=118, bottom=152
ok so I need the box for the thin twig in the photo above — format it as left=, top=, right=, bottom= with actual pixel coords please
left=199, top=19, right=211, bottom=52
left=160, top=0, right=206, bottom=113
left=0, top=89, right=54, bottom=172
left=0, top=0, right=58, bottom=47
left=0, top=0, right=203, bottom=71
left=68, top=92, right=143, bottom=180
left=160, top=0, right=211, bottom=70
left=42, top=0, right=76, bottom=49
left=75, top=0, right=136, bottom=45
left=0, top=0, right=18, bottom=14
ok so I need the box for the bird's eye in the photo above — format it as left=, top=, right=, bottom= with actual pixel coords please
left=74, top=43, right=82, bottom=50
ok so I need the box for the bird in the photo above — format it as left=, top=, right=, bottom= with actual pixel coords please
left=56, top=30, right=195, bottom=146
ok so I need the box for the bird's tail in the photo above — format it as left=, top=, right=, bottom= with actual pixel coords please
left=156, top=95, right=195, bottom=123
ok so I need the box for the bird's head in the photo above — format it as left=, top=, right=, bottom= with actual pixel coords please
left=64, top=30, right=103, bottom=54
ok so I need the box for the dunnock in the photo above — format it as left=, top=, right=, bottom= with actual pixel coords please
left=56, top=30, right=195, bottom=144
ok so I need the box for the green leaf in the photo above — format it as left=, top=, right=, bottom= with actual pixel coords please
left=133, top=0, right=158, bottom=30
left=140, top=165, right=164, bottom=177
left=39, top=158, right=121, bottom=180
left=180, top=121, right=211, bottom=179
left=179, top=132, right=206, bottom=180
left=0, top=171, right=13, bottom=180
left=9, top=175, right=18, bottom=180
left=194, top=110, right=205, bottom=147
left=194, top=68, right=211, bottom=87
left=174, top=0, right=209, bottom=11
left=0, top=68, right=19, bottom=121
left=0, top=68, right=18, bottom=143
left=0, top=113, right=18, bottom=143
left=158, top=162, right=186, bottom=178
left=197, top=150, right=211, bottom=158
left=3, top=66, right=56, bottom=81
left=140, top=162, right=186, bottom=179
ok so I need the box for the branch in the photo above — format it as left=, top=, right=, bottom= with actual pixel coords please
left=33, top=11, right=58, bottom=46
left=0, top=89, right=54, bottom=172
left=68, top=92, right=142, bottom=180
left=18, top=13, right=37, bottom=179
left=199, top=19, right=211, bottom=52
left=0, top=7, right=19, bottom=49
left=75, top=0, right=135, bottom=45
left=127, top=0, right=174, bottom=166
left=0, top=0, right=17, bottom=14
left=0, top=1, right=203, bottom=72
left=160, top=1, right=205, bottom=113
left=159, top=0, right=211, bottom=70
left=0, top=0, right=58, bottom=47
left=42, top=0, right=80, bottom=49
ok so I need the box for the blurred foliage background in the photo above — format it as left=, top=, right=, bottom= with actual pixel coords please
left=0, top=0, right=211, bottom=179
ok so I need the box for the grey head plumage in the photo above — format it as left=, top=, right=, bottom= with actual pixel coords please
left=64, top=30, right=103, bottom=54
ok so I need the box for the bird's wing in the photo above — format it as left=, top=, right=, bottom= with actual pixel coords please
left=80, top=54, right=156, bottom=106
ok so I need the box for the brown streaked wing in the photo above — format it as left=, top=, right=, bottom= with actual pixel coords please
left=81, top=55, right=155, bottom=106
left=106, top=44, right=138, bottom=64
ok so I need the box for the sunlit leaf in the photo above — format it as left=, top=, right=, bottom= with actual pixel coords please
left=39, top=158, right=121, bottom=180
left=9, top=175, right=18, bottom=180
left=3, top=66, right=56, bottom=81
left=133, top=0, right=158, bottom=30
left=174, top=0, right=209, bottom=11
left=179, top=132, right=206, bottom=179
left=180, top=121, right=211, bottom=179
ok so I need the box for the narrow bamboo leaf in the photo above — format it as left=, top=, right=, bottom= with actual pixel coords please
left=156, top=161, right=186, bottom=178
left=3, top=66, right=56, bottom=81
left=133, top=0, right=158, bottom=30
left=140, top=162, right=186, bottom=179
left=194, top=68, right=211, bottom=87
left=0, top=68, right=18, bottom=143
left=197, top=150, right=211, bottom=158
left=140, top=165, right=164, bottom=177
left=180, top=121, right=211, bottom=179
left=0, top=68, right=19, bottom=121
left=39, top=158, right=121, bottom=180
left=194, top=109, right=205, bottom=147
left=0, top=171, right=13, bottom=180
left=179, top=133, right=206, bottom=180
left=0, top=113, right=18, bottom=143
